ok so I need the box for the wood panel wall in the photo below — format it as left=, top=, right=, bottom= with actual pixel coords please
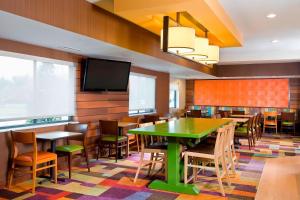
left=0, top=38, right=169, bottom=185
left=290, top=79, right=300, bottom=109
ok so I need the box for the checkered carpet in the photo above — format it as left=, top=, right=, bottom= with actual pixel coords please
left=1, top=135, right=300, bottom=200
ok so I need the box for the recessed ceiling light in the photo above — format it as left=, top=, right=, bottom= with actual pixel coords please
left=266, top=13, right=277, bottom=19
left=271, top=39, right=279, bottom=43
left=60, top=46, right=81, bottom=52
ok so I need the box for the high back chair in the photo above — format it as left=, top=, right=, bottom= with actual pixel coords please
left=8, top=131, right=57, bottom=193
left=121, top=116, right=141, bottom=152
left=183, top=127, right=231, bottom=196
left=55, top=123, right=91, bottom=179
left=98, top=120, right=128, bottom=163
left=219, top=110, right=231, bottom=118
left=281, top=112, right=296, bottom=135
left=190, top=110, right=202, bottom=118
left=134, top=122, right=167, bottom=183
left=235, top=117, right=254, bottom=149
left=263, top=112, right=278, bottom=134
left=223, top=123, right=238, bottom=174
left=232, top=110, right=245, bottom=115
left=256, top=113, right=262, bottom=139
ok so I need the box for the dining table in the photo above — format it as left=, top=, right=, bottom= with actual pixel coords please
left=36, top=131, right=83, bottom=181
left=230, top=114, right=254, bottom=118
left=128, top=118, right=231, bottom=195
left=223, top=117, right=249, bottom=123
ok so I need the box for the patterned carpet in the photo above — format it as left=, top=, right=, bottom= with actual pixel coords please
left=1, top=135, right=300, bottom=200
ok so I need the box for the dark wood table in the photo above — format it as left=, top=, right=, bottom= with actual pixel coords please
left=37, top=131, right=83, bottom=180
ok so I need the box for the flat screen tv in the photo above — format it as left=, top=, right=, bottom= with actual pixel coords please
left=82, top=58, right=131, bottom=92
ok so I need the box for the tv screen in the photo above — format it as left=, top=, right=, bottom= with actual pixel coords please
left=82, top=58, right=131, bottom=91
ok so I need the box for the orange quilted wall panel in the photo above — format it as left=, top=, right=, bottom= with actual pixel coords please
left=194, top=79, right=289, bottom=108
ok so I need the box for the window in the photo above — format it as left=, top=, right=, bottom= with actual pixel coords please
left=169, top=89, right=178, bottom=108
left=129, top=73, right=156, bottom=115
left=0, top=51, right=75, bottom=129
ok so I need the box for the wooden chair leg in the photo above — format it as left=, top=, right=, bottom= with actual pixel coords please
left=134, top=151, right=144, bottom=183
left=115, top=143, right=118, bottom=163
left=32, top=166, right=36, bottom=194
left=84, top=149, right=90, bottom=172
left=136, top=135, right=140, bottom=152
left=68, top=153, right=72, bottom=179
left=7, top=163, right=14, bottom=190
left=215, top=159, right=225, bottom=197
left=221, top=155, right=231, bottom=186
left=125, top=140, right=129, bottom=158
left=54, top=158, right=57, bottom=184
left=147, top=153, right=154, bottom=176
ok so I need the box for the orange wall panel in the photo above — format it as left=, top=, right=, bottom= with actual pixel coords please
left=194, top=79, right=289, bottom=108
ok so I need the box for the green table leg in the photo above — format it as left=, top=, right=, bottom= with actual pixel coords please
left=148, top=137, right=200, bottom=195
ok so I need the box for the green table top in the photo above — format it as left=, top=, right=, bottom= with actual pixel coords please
left=128, top=118, right=231, bottom=139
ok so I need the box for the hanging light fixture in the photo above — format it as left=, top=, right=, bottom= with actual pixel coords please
left=199, top=45, right=219, bottom=64
left=160, top=26, right=195, bottom=54
left=183, top=36, right=208, bottom=60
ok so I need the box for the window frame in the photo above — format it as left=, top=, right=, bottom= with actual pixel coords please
left=128, top=72, right=156, bottom=116
left=0, top=51, right=75, bottom=130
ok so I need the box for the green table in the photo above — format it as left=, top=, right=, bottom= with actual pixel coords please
left=128, top=118, right=231, bottom=195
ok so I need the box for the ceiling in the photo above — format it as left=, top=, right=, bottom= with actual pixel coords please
left=0, top=11, right=214, bottom=79
left=89, top=0, right=243, bottom=47
left=219, top=0, right=300, bottom=65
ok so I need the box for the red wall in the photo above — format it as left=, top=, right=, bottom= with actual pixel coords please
left=194, top=79, right=289, bottom=108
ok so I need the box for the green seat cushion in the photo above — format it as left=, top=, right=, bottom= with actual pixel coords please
left=235, top=127, right=248, bottom=137
left=282, top=121, right=294, bottom=126
left=56, top=144, right=84, bottom=153
left=101, top=135, right=127, bottom=142
left=236, top=127, right=247, bottom=133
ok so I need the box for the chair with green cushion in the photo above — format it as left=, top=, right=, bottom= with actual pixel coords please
left=281, top=112, right=296, bottom=135
left=97, top=120, right=128, bottom=163
left=55, top=123, right=91, bottom=179
left=235, top=117, right=254, bottom=149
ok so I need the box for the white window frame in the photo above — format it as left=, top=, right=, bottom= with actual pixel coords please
left=128, top=72, right=156, bottom=115
left=0, top=51, right=76, bottom=129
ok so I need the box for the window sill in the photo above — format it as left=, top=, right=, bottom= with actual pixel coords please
left=129, top=112, right=157, bottom=117
left=0, top=121, right=78, bottom=133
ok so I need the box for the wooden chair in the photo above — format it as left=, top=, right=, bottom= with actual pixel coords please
left=263, top=112, right=278, bottom=134
left=134, top=122, right=167, bottom=183
left=120, top=116, right=140, bottom=152
left=98, top=120, right=128, bottom=163
left=281, top=112, right=296, bottom=135
left=219, top=110, right=231, bottom=118
left=256, top=113, right=263, bottom=139
left=235, top=117, right=254, bottom=149
left=8, top=131, right=57, bottom=193
left=184, top=127, right=231, bottom=196
left=225, top=123, right=238, bottom=172
left=142, top=114, right=160, bottom=123
left=190, top=110, right=202, bottom=118
left=55, top=123, right=91, bottom=179
left=232, top=110, right=245, bottom=115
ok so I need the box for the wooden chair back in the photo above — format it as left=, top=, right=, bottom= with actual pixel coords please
left=264, top=112, right=277, bottom=125
left=142, top=115, right=160, bottom=123
left=139, top=122, right=154, bottom=148
left=190, top=110, right=202, bottom=118
left=246, top=117, right=254, bottom=135
left=65, top=123, right=88, bottom=142
left=219, top=110, right=230, bottom=118
left=121, top=116, right=141, bottom=124
left=281, top=112, right=295, bottom=122
left=214, top=128, right=226, bottom=157
left=99, top=120, right=119, bottom=137
left=232, top=110, right=245, bottom=115
left=10, top=131, right=37, bottom=162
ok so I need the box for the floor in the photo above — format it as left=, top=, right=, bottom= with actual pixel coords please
left=1, top=134, right=300, bottom=200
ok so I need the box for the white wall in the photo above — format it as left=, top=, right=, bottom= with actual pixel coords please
left=169, top=77, right=186, bottom=111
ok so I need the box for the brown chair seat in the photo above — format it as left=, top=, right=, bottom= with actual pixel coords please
left=15, top=151, right=57, bottom=164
